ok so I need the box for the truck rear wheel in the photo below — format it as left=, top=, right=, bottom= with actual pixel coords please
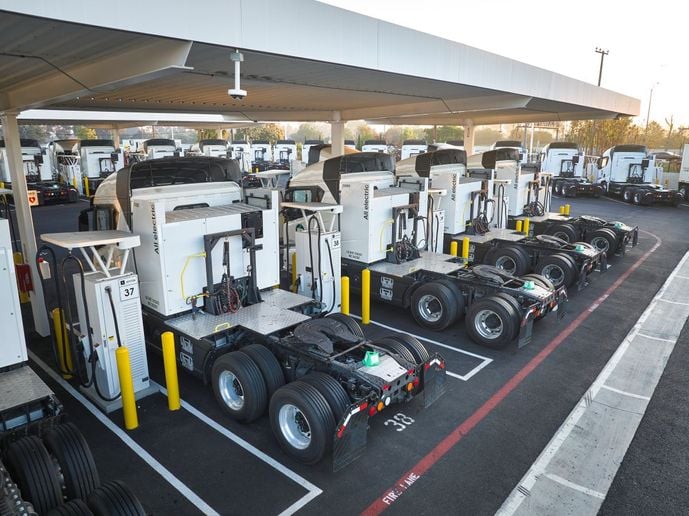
left=5, top=436, right=63, bottom=514
left=679, top=185, right=688, bottom=201
left=587, top=228, right=617, bottom=257
left=241, top=344, right=286, bottom=399
left=491, top=293, right=522, bottom=338
left=535, top=253, right=576, bottom=288
left=485, top=246, right=530, bottom=276
left=325, top=313, right=365, bottom=339
left=300, top=372, right=350, bottom=421
left=212, top=351, right=268, bottom=422
left=410, top=282, right=458, bottom=331
left=564, top=184, right=578, bottom=198
left=553, top=181, right=564, bottom=196
left=383, top=334, right=430, bottom=364
left=433, top=278, right=466, bottom=321
left=269, top=382, right=335, bottom=464
left=87, top=480, right=145, bottom=516
left=43, top=422, right=100, bottom=501
left=622, top=188, right=634, bottom=203
left=465, top=296, right=518, bottom=349
left=545, top=223, right=577, bottom=243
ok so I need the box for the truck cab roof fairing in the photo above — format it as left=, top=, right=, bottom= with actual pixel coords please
left=321, top=152, right=395, bottom=202
left=414, top=148, right=468, bottom=177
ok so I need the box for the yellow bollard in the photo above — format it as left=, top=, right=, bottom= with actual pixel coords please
left=51, top=308, right=73, bottom=379
left=564, top=204, right=571, bottom=216
left=115, top=347, right=139, bottom=430
left=449, top=240, right=458, bottom=257
left=361, top=269, right=371, bottom=325
left=13, top=252, right=29, bottom=303
left=161, top=332, right=180, bottom=411
left=84, top=177, right=90, bottom=197
left=559, top=205, right=565, bottom=215
left=523, top=218, right=530, bottom=236
left=515, top=220, right=523, bottom=233
left=341, top=276, right=350, bottom=315
left=461, top=237, right=470, bottom=261
left=290, top=253, right=297, bottom=292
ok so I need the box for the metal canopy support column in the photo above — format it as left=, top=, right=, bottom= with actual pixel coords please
left=1, top=111, right=49, bottom=336
left=111, top=125, right=121, bottom=149
left=463, top=120, right=475, bottom=156
left=330, top=111, right=344, bottom=156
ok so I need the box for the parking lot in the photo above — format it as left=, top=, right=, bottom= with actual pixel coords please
left=19, top=195, right=688, bottom=515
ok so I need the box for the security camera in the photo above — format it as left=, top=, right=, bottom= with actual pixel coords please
left=228, top=88, right=247, bottom=100
left=228, top=50, right=247, bottom=101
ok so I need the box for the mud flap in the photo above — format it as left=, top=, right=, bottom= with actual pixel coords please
left=518, top=313, right=534, bottom=348
left=599, top=252, right=608, bottom=272
left=576, top=263, right=588, bottom=291
left=333, top=401, right=370, bottom=472
left=631, top=226, right=639, bottom=247
left=422, top=353, right=447, bottom=408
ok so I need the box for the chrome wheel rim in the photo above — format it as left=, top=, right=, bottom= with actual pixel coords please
left=218, top=371, right=244, bottom=411
left=474, top=309, right=503, bottom=340
left=495, top=255, right=517, bottom=274
left=541, top=264, right=565, bottom=286
left=279, top=404, right=311, bottom=449
left=590, top=236, right=610, bottom=253
left=418, top=294, right=442, bottom=323
left=552, top=231, right=571, bottom=242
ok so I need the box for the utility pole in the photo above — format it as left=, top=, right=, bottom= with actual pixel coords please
left=595, top=47, right=609, bottom=86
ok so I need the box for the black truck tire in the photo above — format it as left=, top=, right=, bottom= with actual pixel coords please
left=383, top=333, right=431, bottom=364
left=410, top=282, right=458, bottom=331
left=5, top=436, right=63, bottom=514
left=485, top=246, right=530, bottom=276
left=269, top=382, right=335, bottom=464
left=564, top=184, right=578, bottom=198
left=374, top=337, right=417, bottom=365
left=465, top=295, right=519, bottom=349
left=325, top=312, right=365, bottom=339
left=587, top=228, right=617, bottom=257
left=241, top=344, right=286, bottom=399
left=545, top=223, right=578, bottom=243
left=535, top=253, right=576, bottom=288
left=47, top=499, right=94, bottom=515
left=433, top=278, right=466, bottom=321
left=43, top=422, right=100, bottom=501
left=87, top=480, right=145, bottom=516
left=211, top=351, right=268, bottom=422
left=491, top=293, right=522, bottom=339
left=622, top=187, right=634, bottom=203
left=300, top=372, right=351, bottom=421
left=553, top=181, right=564, bottom=196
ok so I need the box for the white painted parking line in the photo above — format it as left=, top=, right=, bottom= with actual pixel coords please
left=157, top=384, right=322, bottom=515
left=675, top=274, right=689, bottom=280
left=544, top=473, right=606, bottom=500
left=657, top=297, right=689, bottom=306
left=349, top=314, right=493, bottom=381
left=29, top=352, right=220, bottom=516
left=600, top=384, right=651, bottom=401
left=497, top=249, right=689, bottom=516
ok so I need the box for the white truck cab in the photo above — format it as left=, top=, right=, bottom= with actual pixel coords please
left=400, top=139, right=427, bottom=160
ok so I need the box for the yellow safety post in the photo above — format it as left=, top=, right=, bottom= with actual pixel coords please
left=13, top=252, right=29, bottom=303
left=449, top=241, right=458, bottom=257
left=461, top=237, right=470, bottom=261
left=0, top=181, right=4, bottom=189
left=515, top=220, right=523, bottom=233
left=72, top=176, right=77, bottom=190
left=564, top=204, right=571, bottom=216
left=361, top=269, right=371, bottom=325
left=161, top=332, right=180, bottom=411
left=51, top=308, right=73, bottom=379
left=291, top=253, right=297, bottom=292
left=84, top=177, right=90, bottom=197
left=559, top=205, right=565, bottom=215
left=523, top=218, right=530, bottom=236
left=115, top=347, right=139, bottom=430
left=341, top=276, right=350, bottom=315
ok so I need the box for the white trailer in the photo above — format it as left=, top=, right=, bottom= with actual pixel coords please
left=400, top=139, right=427, bottom=160
left=596, top=144, right=681, bottom=205
left=361, top=140, right=388, bottom=153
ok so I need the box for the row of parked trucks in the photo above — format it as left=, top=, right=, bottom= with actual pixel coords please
left=0, top=136, right=644, bottom=512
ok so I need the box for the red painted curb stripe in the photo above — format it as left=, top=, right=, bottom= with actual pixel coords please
left=362, top=237, right=661, bottom=515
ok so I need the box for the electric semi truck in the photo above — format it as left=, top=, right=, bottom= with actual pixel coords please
left=79, top=156, right=446, bottom=469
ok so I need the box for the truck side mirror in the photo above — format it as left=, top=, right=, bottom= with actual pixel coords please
left=572, top=155, right=579, bottom=164
left=641, top=158, right=650, bottom=168
left=78, top=207, right=95, bottom=231
left=111, top=152, right=119, bottom=163
left=34, top=154, right=44, bottom=165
